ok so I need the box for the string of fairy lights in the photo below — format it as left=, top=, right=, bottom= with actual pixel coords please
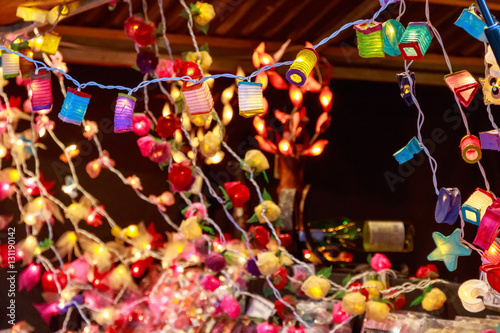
left=3, top=0, right=500, bottom=331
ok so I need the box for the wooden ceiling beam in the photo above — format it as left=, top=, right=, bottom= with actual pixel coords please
left=407, top=0, right=500, bottom=11
left=52, top=25, right=486, bottom=86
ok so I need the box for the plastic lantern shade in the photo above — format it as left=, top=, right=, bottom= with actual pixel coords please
left=114, top=94, right=137, bottom=133
left=2, top=51, right=19, bottom=78
left=286, top=48, right=319, bottom=86
left=480, top=130, right=500, bottom=151
left=303, top=139, right=328, bottom=156
left=473, top=198, right=500, bottom=250
left=435, top=187, right=461, bottom=225
left=455, top=4, right=488, bottom=42
left=30, top=70, right=53, bottom=113
left=238, top=81, right=264, bottom=118
left=480, top=263, right=500, bottom=294
left=19, top=47, right=34, bottom=79
left=58, top=87, right=91, bottom=125
left=398, top=22, right=433, bottom=60
left=396, top=72, right=416, bottom=106
left=40, top=32, right=61, bottom=55
left=427, top=228, right=471, bottom=272
left=461, top=188, right=494, bottom=225
left=279, top=139, right=293, bottom=156
left=319, top=86, right=333, bottom=112
left=444, top=70, right=479, bottom=107
left=383, top=19, right=405, bottom=56
left=353, top=21, right=385, bottom=58
left=182, top=77, right=214, bottom=115
left=289, top=85, right=303, bottom=108
left=393, top=137, right=423, bottom=164
left=460, top=135, right=482, bottom=164
left=458, top=279, right=490, bottom=313
left=484, top=240, right=500, bottom=264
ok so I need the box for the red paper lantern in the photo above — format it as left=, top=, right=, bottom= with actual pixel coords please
left=481, top=263, right=500, bottom=293
left=155, top=115, right=180, bottom=138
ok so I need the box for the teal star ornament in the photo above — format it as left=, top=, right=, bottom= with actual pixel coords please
left=427, top=229, right=471, bottom=271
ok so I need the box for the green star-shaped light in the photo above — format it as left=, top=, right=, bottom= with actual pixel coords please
left=427, top=228, right=471, bottom=271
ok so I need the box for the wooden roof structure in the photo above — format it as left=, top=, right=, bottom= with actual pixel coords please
left=0, top=0, right=498, bottom=85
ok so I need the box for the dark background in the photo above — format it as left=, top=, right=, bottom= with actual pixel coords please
left=1, top=62, right=499, bottom=331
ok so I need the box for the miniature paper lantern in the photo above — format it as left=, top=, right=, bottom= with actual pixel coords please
left=16, top=6, right=48, bottom=23
left=40, top=32, right=61, bottom=55
left=455, top=4, right=488, bottom=42
left=19, top=46, right=34, bottom=79
left=238, top=81, right=264, bottom=118
left=58, top=87, right=91, bottom=125
left=30, top=70, right=53, bottom=113
left=479, top=130, right=500, bottom=151
left=354, top=21, right=385, bottom=58
left=461, top=188, right=494, bottom=225
left=444, top=70, right=479, bottom=107
left=398, top=23, right=433, bottom=60
left=473, top=198, right=500, bottom=249
left=182, top=77, right=214, bottom=115
left=393, top=137, right=423, bottom=164
left=435, top=187, right=461, bottom=225
left=484, top=240, right=500, bottom=264
left=286, top=48, right=319, bottom=86
left=460, top=135, right=482, bottom=164
left=2, top=51, right=19, bottom=78
left=458, top=279, right=490, bottom=313
left=114, top=93, right=137, bottom=133
left=427, top=228, right=471, bottom=272
left=396, top=72, right=416, bottom=106
left=382, top=19, right=405, bottom=56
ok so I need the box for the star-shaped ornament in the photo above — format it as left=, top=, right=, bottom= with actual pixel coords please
left=427, top=228, right=471, bottom=271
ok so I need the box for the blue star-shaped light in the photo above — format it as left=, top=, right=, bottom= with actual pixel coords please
left=427, top=229, right=471, bottom=271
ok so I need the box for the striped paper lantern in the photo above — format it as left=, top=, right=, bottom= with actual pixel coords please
left=58, top=87, right=91, bottom=125
left=2, top=51, right=19, bottom=79
left=461, top=188, right=494, bottom=225
left=460, top=135, right=482, bottom=164
left=19, top=47, right=34, bottom=79
left=40, top=32, right=61, bottom=55
left=114, top=93, right=137, bottom=133
left=354, top=22, right=385, bottom=58
left=238, top=82, right=264, bottom=118
left=30, top=70, right=53, bottom=113
left=286, top=48, right=318, bottom=86
left=182, top=77, right=214, bottom=115
left=398, top=23, right=433, bottom=60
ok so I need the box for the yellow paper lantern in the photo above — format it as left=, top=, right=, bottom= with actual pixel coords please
left=238, top=82, right=264, bottom=118
left=286, top=48, right=318, bottom=86
left=40, top=32, right=61, bottom=55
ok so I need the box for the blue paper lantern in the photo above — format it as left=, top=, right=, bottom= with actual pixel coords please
left=398, top=23, right=433, bottom=60
left=393, top=137, right=423, bottom=164
left=396, top=72, right=416, bottom=106
left=58, top=87, right=91, bottom=125
left=455, top=4, right=488, bottom=42
left=435, top=187, right=461, bottom=225
left=383, top=19, right=405, bottom=56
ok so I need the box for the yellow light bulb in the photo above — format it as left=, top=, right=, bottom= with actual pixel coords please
left=309, top=286, right=323, bottom=299
left=162, top=103, right=171, bottom=117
